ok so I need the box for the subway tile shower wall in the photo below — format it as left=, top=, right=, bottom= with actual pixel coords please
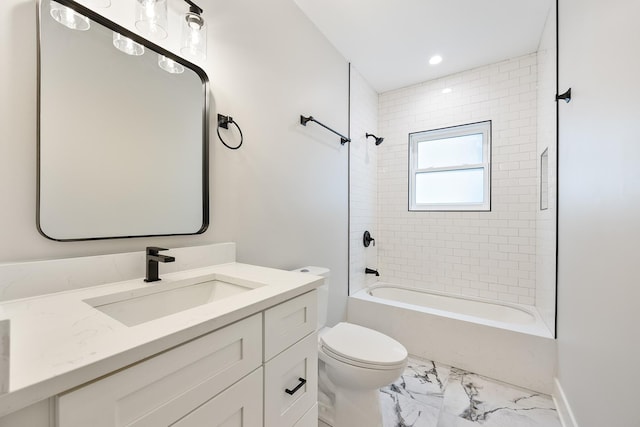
left=377, top=53, right=538, bottom=305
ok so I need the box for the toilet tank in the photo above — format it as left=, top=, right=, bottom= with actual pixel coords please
left=291, top=266, right=330, bottom=330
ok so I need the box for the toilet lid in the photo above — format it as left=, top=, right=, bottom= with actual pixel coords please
left=320, top=322, right=408, bottom=367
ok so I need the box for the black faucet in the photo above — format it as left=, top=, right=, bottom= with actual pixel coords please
left=365, top=268, right=380, bottom=277
left=144, top=247, right=175, bottom=282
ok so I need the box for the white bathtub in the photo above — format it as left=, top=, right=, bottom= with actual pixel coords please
left=348, top=283, right=556, bottom=393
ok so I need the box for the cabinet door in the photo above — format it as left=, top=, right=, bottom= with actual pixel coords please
left=57, top=314, right=262, bottom=427
left=293, top=404, right=318, bottom=427
left=171, top=368, right=263, bottom=427
left=264, top=332, right=317, bottom=427
left=264, top=291, right=317, bottom=361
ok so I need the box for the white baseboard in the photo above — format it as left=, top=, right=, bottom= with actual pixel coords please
left=553, top=377, right=579, bottom=427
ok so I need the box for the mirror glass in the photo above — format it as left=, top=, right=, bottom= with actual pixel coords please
left=38, top=0, right=209, bottom=241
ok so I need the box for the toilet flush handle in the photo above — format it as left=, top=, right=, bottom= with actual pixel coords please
left=285, top=377, right=307, bottom=395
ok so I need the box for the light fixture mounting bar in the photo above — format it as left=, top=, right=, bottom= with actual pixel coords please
left=184, top=0, right=203, bottom=14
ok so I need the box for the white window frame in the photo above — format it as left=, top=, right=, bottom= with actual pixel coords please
left=409, top=121, right=491, bottom=211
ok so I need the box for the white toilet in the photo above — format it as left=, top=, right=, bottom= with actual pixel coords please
left=292, top=267, right=408, bottom=427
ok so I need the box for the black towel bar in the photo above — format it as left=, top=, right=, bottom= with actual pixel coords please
left=300, top=115, right=350, bottom=145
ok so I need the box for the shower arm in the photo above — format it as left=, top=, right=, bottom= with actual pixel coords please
left=366, top=133, right=384, bottom=145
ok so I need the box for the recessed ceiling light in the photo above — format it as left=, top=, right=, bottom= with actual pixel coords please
left=429, top=55, right=443, bottom=65
left=442, top=88, right=452, bottom=94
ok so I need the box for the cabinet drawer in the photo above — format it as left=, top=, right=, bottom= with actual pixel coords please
left=172, top=368, right=263, bottom=427
left=57, top=314, right=262, bottom=427
left=264, top=290, right=317, bottom=361
left=264, top=332, right=318, bottom=427
left=293, top=403, right=318, bottom=427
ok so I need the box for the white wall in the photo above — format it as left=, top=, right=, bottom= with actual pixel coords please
left=377, top=55, right=539, bottom=305
left=207, top=0, right=349, bottom=325
left=0, top=0, right=349, bottom=323
left=535, top=5, right=557, bottom=333
left=349, top=66, right=379, bottom=295
left=556, top=0, right=640, bottom=425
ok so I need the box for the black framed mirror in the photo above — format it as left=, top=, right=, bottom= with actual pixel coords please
left=37, top=0, right=209, bottom=241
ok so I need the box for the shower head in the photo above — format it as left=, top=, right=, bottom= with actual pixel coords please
left=366, top=133, right=384, bottom=145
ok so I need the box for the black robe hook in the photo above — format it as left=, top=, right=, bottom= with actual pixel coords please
left=556, top=88, right=572, bottom=103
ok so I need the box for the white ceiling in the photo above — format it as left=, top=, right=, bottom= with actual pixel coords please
left=294, top=0, right=553, bottom=93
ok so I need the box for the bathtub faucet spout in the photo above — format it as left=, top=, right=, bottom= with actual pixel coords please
left=365, top=268, right=380, bottom=277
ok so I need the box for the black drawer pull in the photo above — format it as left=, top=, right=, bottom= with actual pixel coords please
left=285, top=377, right=307, bottom=395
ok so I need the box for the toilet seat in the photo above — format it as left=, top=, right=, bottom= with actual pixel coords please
left=320, top=322, right=407, bottom=370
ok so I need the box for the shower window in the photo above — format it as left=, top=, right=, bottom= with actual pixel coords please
left=409, top=121, right=491, bottom=211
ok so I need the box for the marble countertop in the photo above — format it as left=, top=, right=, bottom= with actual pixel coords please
left=0, top=262, right=322, bottom=417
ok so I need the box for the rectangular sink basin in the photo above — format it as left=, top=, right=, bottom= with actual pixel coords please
left=84, top=274, right=266, bottom=327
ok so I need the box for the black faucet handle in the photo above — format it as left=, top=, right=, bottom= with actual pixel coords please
left=146, top=246, right=169, bottom=255
left=363, top=231, right=376, bottom=248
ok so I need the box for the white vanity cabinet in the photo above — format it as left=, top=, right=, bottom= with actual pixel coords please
left=170, top=368, right=263, bottom=427
left=263, top=290, right=318, bottom=427
left=55, top=290, right=318, bottom=427
left=57, top=314, right=263, bottom=427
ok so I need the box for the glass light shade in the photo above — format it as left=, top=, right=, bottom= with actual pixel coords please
left=158, top=55, right=185, bottom=74
left=180, top=12, right=207, bottom=60
left=113, top=32, right=145, bottom=56
left=49, top=1, right=90, bottom=31
left=135, top=0, right=168, bottom=40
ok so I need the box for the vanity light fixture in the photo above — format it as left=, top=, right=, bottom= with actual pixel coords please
left=135, top=0, right=168, bottom=40
left=429, top=55, right=443, bottom=65
left=158, top=55, right=185, bottom=74
left=181, top=0, right=207, bottom=60
left=113, top=32, right=145, bottom=56
left=49, top=1, right=90, bottom=31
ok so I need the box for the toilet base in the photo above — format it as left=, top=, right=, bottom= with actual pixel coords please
left=333, top=387, right=382, bottom=427
left=318, top=359, right=384, bottom=427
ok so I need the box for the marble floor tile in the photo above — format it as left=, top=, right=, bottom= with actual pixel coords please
left=435, top=412, right=478, bottom=427
left=374, top=358, right=561, bottom=427
left=439, top=368, right=561, bottom=427
left=380, top=358, right=449, bottom=427
left=388, top=359, right=450, bottom=408
left=380, top=387, right=440, bottom=427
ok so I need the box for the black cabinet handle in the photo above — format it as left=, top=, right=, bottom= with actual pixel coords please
left=285, top=377, right=307, bottom=395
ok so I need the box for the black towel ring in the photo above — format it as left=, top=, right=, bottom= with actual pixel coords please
left=217, top=114, right=243, bottom=150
